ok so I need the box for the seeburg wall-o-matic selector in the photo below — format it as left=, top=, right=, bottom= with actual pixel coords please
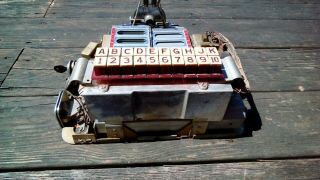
left=54, top=0, right=252, bottom=144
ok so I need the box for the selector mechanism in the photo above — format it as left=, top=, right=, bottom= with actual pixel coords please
left=131, top=0, right=166, bottom=26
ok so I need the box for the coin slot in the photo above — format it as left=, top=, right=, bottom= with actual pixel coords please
left=117, top=39, right=146, bottom=44
left=117, top=31, right=145, bottom=35
left=155, top=41, right=185, bottom=46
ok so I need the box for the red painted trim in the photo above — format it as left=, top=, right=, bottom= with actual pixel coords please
left=92, top=68, right=225, bottom=85
left=184, top=29, right=192, bottom=48
left=109, top=26, right=116, bottom=47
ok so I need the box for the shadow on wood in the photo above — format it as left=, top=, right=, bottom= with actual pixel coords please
left=242, top=92, right=262, bottom=137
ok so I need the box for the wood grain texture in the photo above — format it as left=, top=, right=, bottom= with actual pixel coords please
left=0, top=0, right=50, bottom=18
left=1, top=68, right=64, bottom=89
left=0, top=18, right=319, bottom=49
left=0, top=49, right=22, bottom=74
left=0, top=74, right=6, bottom=85
left=0, top=91, right=319, bottom=170
left=47, top=0, right=320, bottom=20
left=0, top=49, right=23, bottom=86
left=238, top=49, right=320, bottom=92
left=1, top=159, right=319, bottom=179
left=0, top=87, right=58, bottom=97
left=13, top=48, right=81, bottom=70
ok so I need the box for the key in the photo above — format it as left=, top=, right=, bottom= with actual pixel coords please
left=171, top=55, right=184, bottom=73
left=93, top=56, right=107, bottom=75
left=147, top=48, right=158, bottom=56
left=108, top=48, right=121, bottom=56
left=194, top=47, right=207, bottom=56
left=205, top=47, right=219, bottom=56
left=95, top=47, right=108, bottom=57
left=208, top=56, right=222, bottom=73
left=171, top=48, right=183, bottom=56
left=107, top=56, right=120, bottom=75
left=121, top=48, right=134, bottom=56
left=184, top=56, right=197, bottom=74
left=146, top=56, right=160, bottom=74
left=120, top=56, right=133, bottom=75
left=134, top=47, right=146, bottom=56
left=159, top=56, right=172, bottom=74
left=133, top=56, right=147, bottom=74
left=159, top=48, right=171, bottom=56
left=182, top=48, right=195, bottom=56
left=196, top=56, right=210, bottom=73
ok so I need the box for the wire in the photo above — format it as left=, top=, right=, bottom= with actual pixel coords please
left=132, top=0, right=141, bottom=26
left=73, top=96, right=92, bottom=125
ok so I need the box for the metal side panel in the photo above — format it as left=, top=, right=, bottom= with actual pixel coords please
left=185, top=91, right=232, bottom=122
left=66, top=58, right=88, bottom=88
left=80, top=84, right=233, bottom=128
left=208, top=93, right=246, bottom=129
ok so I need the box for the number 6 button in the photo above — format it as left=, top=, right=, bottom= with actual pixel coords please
left=159, top=56, right=171, bottom=74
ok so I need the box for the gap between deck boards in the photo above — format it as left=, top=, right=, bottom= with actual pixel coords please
left=0, top=49, right=24, bottom=87
left=1, top=158, right=320, bottom=179
left=43, top=0, right=55, bottom=18
left=1, top=156, right=320, bottom=173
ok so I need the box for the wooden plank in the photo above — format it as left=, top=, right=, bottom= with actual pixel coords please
left=0, top=48, right=78, bottom=94
left=0, top=0, right=50, bottom=18
left=1, top=48, right=318, bottom=97
left=238, top=49, right=320, bottom=92
left=13, top=48, right=81, bottom=70
left=0, top=18, right=319, bottom=49
left=0, top=73, right=6, bottom=84
left=1, top=159, right=319, bottom=179
left=0, top=49, right=23, bottom=86
left=0, top=91, right=319, bottom=170
left=0, top=18, right=124, bottom=49
left=0, top=87, right=58, bottom=97
left=47, top=0, right=320, bottom=20
left=1, top=69, right=64, bottom=89
left=0, top=49, right=22, bottom=74
left=0, top=45, right=68, bottom=96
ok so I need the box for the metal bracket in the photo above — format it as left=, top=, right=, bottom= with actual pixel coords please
left=123, top=126, right=138, bottom=141
left=106, top=125, right=124, bottom=139
left=198, top=82, right=209, bottom=90
left=82, top=60, right=94, bottom=84
left=99, top=84, right=109, bottom=92
left=192, top=119, right=209, bottom=135
left=72, top=134, right=97, bottom=144
left=177, top=122, right=192, bottom=138
left=104, top=125, right=138, bottom=142
left=66, top=58, right=88, bottom=88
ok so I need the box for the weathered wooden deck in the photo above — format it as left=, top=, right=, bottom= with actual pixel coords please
left=0, top=0, right=319, bottom=179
